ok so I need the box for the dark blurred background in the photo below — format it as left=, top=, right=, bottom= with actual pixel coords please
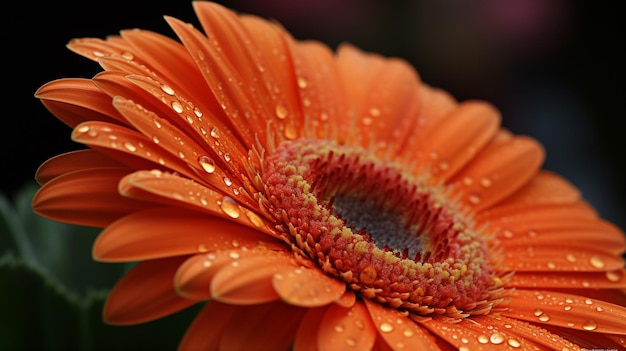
left=4, top=0, right=625, bottom=231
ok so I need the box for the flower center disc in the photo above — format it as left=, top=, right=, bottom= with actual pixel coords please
left=259, top=139, right=503, bottom=317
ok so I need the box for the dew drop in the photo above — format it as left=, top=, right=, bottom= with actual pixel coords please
left=584, top=298, right=593, bottom=305
left=334, top=324, right=344, bottom=333
left=490, top=332, right=504, bottom=345
left=403, top=329, right=414, bottom=337
left=172, top=101, right=184, bottom=113
left=220, top=196, right=240, bottom=218
left=275, top=104, right=288, bottom=119
left=197, top=244, right=208, bottom=253
left=284, top=123, right=297, bottom=140
left=229, top=251, right=240, bottom=259
left=564, top=306, right=572, bottom=311
left=193, top=107, right=203, bottom=118
left=297, top=76, right=308, bottom=88
left=198, top=156, right=216, bottom=174
left=353, top=319, right=364, bottom=329
left=246, top=211, right=264, bottom=228
left=596, top=306, right=604, bottom=312
left=161, top=84, right=175, bottom=95
left=582, top=319, right=597, bottom=331
left=589, top=255, right=605, bottom=269
left=538, top=314, right=550, bottom=322
left=565, top=253, right=577, bottom=262
left=369, top=107, right=381, bottom=117
left=606, top=270, right=621, bottom=282
left=123, top=141, right=137, bottom=152
left=480, top=177, right=492, bottom=188
left=468, top=193, right=481, bottom=205
left=477, top=334, right=489, bottom=344
left=121, top=51, right=134, bottom=60
left=152, top=136, right=160, bottom=144
left=459, top=347, right=470, bottom=351
left=547, top=262, right=556, bottom=269
left=345, top=338, right=356, bottom=347
left=502, top=228, right=514, bottom=239
left=379, top=323, right=393, bottom=333
left=224, top=153, right=231, bottom=162
left=223, top=177, right=233, bottom=186
left=507, top=338, right=521, bottom=348
left=533, top=309, right=544, bottom=317
left=462, top=176, right=473, bottom=186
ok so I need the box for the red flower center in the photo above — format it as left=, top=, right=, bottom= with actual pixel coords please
left=258, top=139, right=506, bottom=318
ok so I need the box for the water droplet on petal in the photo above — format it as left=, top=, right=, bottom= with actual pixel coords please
left=490, top=332, right=504, bottom=345
left=223, top=177, right=233, bottom=186
left=403, top=329, right=414, bottom=337
left=275, top=104, right=288, bottom=119
left=220, top=196, right=240, bottom=218
left=123, top=141, right=137, bottom=152
left=468, top=193, right=481, bottom=205
left=345, top=338, right=356, bottom=347
left=589, top=255, right=605, bottom=268
left=582, top=319, right=597, bottom=331
left=477, top=335, right=489, bottom=344
left=480, top=177, right=492, bottom=188
left=334, top=324, right=344, bottom=333
left=507, top=338, right=521, bottom=348
left=198, top=156, right=216, bottom=174
left=172, top=101, right=184, bottom=113
left=538, top=314, right=550, bottom=322
left=161, top=84, right=175, bottom=95
left=606, top=270, right=621, bottom=282
left=380, top=322, right=393, bottom=333
left=297, top=76, right=308, bottom=89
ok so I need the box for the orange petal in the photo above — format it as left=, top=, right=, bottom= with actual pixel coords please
left=71, top=121, right=193, bottom=177
left=179, top=301, right=240, bottom=351
left=210, top=251, right=297, bottom=305
left=174, top=249, right=278, bottom=300
left=477, top=201, right=598, bottom=233
left=363, top=299, right=440, bottom=351
left=67, top=36, right=134, bottom=62
left=32, top=168, right=146, bottom=227
left=506, top=269, right=626, bottom=289
left=335, top=290, right=357, bottom=308
left=111, top=97, right=254, bottom=207
left=218, top=301, right=306, bottom=351
left=35, top=78, right=126, bottom=128
left=294, top=307, right=327, bottom=351
left=450, top=135, right=545, bottom=211
left=480, top=315, right=582, bottom=351
left=491, top=170, right=582, bottom=208
left=94, top=206, right=285, bottom=262
left=502, top=245, right=624, bottom=272
left=118, top=170, right=275, bottom=234
left=272, top=265, right=346, bottom=307
left=498, top=221, right=625, bottom=255
left=118, top=29, right=217, bottom=106
left=336, top=44, right=421, bottom=156
left=103, top=256, right=196, bottom=325
left=416, top=101, right=501, bottom=182
left=35, top=149, right=123, bottom=185
left=501, top=289, right=626, bottom=335
left=317, top=301, right=377, bottom=351
left=289, top=40, right=349, bottom=141
left=423, top=316, right=551, bottom=350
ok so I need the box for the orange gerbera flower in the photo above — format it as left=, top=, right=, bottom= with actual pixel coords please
left=33, top=1, right=626, bottom=350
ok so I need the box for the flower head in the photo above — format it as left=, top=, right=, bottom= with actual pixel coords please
left=33, top=1, right=626, bottom=350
